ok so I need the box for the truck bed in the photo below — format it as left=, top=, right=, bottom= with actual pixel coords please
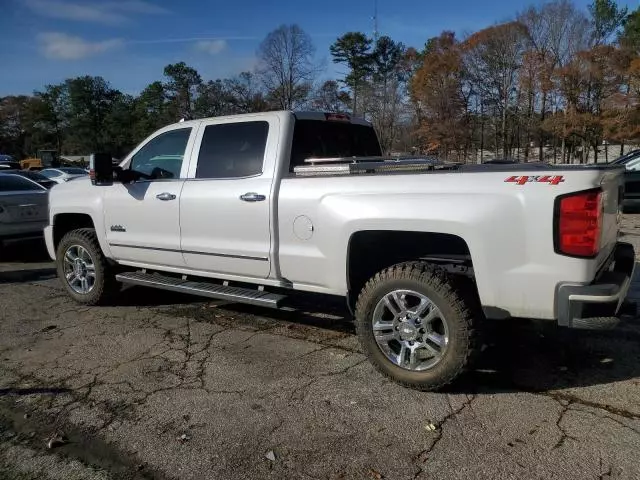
left=293, top=156, right=624, bottom=178
left=278, top=161, right=624, bottom=320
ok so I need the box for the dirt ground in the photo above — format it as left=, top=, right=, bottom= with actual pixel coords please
left=1, top=220, right=640, bottom=480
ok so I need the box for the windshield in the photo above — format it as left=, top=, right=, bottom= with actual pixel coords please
left=60, top=167, right=88, bottom=175
left=9, top=170, right=48, bottom=180
left=40, top=170, right=60, bottom=178
left=27, top=172, right=48, bottom=180
left=289, top=119, right=382, bottom=172
left=0, top=174, right=45, bottom=191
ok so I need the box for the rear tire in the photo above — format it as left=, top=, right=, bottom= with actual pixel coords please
left=355, top=261, right=476, bottom=391
left=56, top=228, right=119, bottom=305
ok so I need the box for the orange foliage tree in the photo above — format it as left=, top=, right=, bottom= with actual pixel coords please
left=410, top=32, right=469, bottom=159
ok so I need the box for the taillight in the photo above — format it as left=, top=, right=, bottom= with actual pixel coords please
left=555, top=189, right=603, bottom=257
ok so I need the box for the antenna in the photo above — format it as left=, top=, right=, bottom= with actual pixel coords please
left=373, top=0, right=379, bottom=41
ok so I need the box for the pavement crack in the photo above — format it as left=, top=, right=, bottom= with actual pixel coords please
left=287, top=359, right=366, bottom=405
left=551, top=398, right=578, bottom=449
left=294, top=345, right=331, bottom=360
left=543, top=391, right=640, bottom=422
left=599, top=455, right=614, bottom=480
left=569, top=405, right=640, bottom=436
left=412, top=393, right=477, bottom=477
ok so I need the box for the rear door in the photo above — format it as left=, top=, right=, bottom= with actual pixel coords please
left=179, top=116, right=279, bottom=278
left=0, top=176, right=48, bottom=233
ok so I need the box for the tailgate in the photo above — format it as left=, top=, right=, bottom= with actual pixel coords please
left=0, top=192, right=48, bottom=224
left=597, top=169, right=625, bottom=270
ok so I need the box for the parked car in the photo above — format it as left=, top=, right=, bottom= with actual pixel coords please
left=0, top=173, right=49, bottom=243
left=0, top=161, right=22, bottom=170
left=40, top=167, right=89, bottom=184
left=610, top=149, right=640, bottom=165
left=1, top=169, right=57, bottom=189
left=482, top=158, right=519, bottom=164
left=608, top=150, right=640, bottom=211
left=45, top=110, right=633, bottom=391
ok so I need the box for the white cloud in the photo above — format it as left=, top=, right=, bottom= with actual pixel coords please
left=194, top=39, right=228, bottom=55
left=24, top=0, right=168, bottom=25
left=38, top=32, right=124, bottom=60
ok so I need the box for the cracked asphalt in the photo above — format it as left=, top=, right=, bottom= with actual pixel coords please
left=1, top=218, right=640, bottom=480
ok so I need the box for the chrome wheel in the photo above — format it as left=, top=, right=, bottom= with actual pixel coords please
left=62, top=244, right=96, bottom=294
left=372, top=289, right=449, bottom=371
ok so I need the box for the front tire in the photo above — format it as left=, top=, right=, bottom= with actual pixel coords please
left=355, top=262, right=476, bottom=391
left=56, top=228, right=119, bottom=305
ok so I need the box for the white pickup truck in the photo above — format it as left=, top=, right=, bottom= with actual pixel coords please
left=44, top=111, right=635, bottom=390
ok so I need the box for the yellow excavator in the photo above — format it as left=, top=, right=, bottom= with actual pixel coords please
left=20, top=150, right=59, bottom=170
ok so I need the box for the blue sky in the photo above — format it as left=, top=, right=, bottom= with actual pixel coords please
left=0, top=0, right=635, bottom=96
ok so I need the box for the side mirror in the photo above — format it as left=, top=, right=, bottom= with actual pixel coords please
left=90, top=153, right=113, bottom=186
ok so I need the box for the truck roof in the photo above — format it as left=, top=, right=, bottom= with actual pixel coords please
left=168, top=110, right=373, bottom=129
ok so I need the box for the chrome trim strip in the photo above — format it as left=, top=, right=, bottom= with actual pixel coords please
left=108, top=243, right=269, bottom=262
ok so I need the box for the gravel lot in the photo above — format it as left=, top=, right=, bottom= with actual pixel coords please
left=1, top=219, right=640, bottom=480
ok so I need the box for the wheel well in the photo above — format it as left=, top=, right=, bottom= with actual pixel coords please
left=347, top=231, right=476, bottom=309
left=53, top=214, right=95, bottom=250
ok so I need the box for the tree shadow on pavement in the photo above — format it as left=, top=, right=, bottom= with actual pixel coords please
left=0, top=238, right=51, bottom=264
left=113, top=285, right=355, bottom=335
left=0, top=267, right=57, bottom=284
left=114, top=285, right=206, bottom=307
left=448, top=316, right=640, bottom=394
left=94, top=278, right=640, bottom=392
left=0, top=387, right=71, bottom=397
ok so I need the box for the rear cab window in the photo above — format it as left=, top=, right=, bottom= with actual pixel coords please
left=289, top=119, right=382, bottom=172
left=195, top=121, right=269, bottom=179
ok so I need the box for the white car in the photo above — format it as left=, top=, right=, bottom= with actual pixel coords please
left=40, top=167, right=88, bottom=184
left=44, top=110, right=634, bottom=391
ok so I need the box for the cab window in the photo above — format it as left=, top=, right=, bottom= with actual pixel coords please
left=130, top=128, right=191, bottom=179
left=195, top=122, right=268, bottom=179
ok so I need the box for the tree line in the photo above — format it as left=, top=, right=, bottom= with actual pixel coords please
left=1, top=0, right=639, bottom=163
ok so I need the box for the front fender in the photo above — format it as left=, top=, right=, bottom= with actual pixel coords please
left=49, top=180, right=113, bottom=259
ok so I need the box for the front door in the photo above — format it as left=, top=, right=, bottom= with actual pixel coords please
left=180, top=118, right=277, bottom=278
left=103, top=126, right=196, bottom=268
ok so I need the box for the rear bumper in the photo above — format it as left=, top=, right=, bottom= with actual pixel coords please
left=556, top=242, right=636, bottom=329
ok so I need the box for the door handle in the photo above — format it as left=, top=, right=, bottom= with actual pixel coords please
left=240, top=192, right=266, bottom=202
left=156, top=192, right=176, bottom=201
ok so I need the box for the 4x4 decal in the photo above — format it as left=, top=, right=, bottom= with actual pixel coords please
left=505, top=175, right=565, bottom=185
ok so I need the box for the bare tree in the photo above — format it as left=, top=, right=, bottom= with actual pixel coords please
left=257, top=24, right=318, bottom=110
left=464, top=22, right=529, bottom=158
left=519, top=0, right=591, bottom=161
left=367, top=36, right=407, bottom=153
left=310, top=80, right=351, bottom=112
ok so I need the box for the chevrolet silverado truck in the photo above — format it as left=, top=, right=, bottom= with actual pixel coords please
left=44, top=111, right=635, bottom=391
